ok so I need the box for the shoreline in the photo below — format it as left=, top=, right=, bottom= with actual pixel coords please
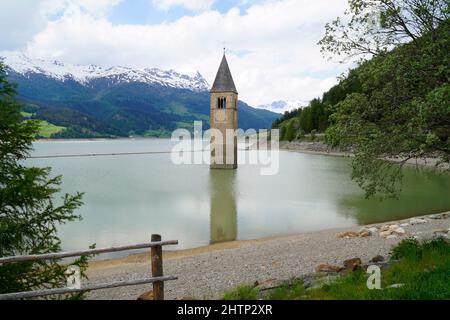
left=86, top=211, right=450, bottom=300
left=88, top=235, right=281, bottom=271
left=34, top=137, right=448, bottom=169
left=87, top=210, right=449, bottom=270
left=35, top=137, right=163, bottom=142
left=279, top=140, right=446, bottom=169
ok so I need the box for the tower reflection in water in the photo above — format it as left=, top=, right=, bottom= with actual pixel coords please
left=209, top=170, right=237, bottom=244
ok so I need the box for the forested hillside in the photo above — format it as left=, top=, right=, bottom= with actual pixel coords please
left=272, top=72, right=361, bottom=141
left=273, top=0, right=449, bottom=198
left=273, top=2, right=449, bottom=149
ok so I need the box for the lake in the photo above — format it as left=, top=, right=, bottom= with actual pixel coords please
left=26, top=139, right=450, bottom=253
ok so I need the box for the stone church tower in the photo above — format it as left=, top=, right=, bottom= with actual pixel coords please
left=210, top=53, right=238, bottom=169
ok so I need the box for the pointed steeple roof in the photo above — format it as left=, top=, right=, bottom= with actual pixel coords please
left=210, top=54, right=238, bottom=94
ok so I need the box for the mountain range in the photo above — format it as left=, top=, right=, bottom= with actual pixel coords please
left=1, top=52, right=279, bottom=138
left=256, top=100, right=307, bottom=114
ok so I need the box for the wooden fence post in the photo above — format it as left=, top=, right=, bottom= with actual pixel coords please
left=151, top=234, right=164, bottom=300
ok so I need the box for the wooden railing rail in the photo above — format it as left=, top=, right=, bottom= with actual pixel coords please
left=0, top=240, right=178, bottom=264
left=0, top=234, right=177, bottom=300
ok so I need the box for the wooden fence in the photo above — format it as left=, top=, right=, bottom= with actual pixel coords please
left=0, top=234, right=178, bottom=300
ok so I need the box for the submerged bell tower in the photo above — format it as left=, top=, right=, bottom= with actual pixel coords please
left=210, top=53, right=238, bottom=169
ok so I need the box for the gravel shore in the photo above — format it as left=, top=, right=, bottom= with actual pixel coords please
left=279, top=140, right=349, bottom=156
left=279, top=140, right=447, bottom=168
left=86, top=212, right=450, bottom=300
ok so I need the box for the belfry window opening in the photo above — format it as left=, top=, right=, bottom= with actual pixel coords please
left=217, top=97, right=226, bottom=109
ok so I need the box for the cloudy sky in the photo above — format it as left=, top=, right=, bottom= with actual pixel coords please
left=0, top=0, right=350, bottom=107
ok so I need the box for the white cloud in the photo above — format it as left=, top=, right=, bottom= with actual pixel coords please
left=0, top=0, right=53, bottom=50
left=0, top=0, right=121, bottom=50
left=152, top=0, right=215, bottom=11
left=3, top=0, right=350, bottom=106
left=73, top=0, right=123, bottom=13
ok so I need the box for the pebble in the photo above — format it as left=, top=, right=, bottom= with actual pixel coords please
left=379, top=230, right=391, bottom=238
left=359, top=230, right=371, bottom=237
left=433, top=229, right=448, bottom=235
left=369, top=255, right=385, bottom=263
left=393, top=227, right=405, bottom=235
left=368, top=227, right=378, bottom=234
left=315, top=263, right=343, bottom=273
left=337, top=231, right=359, bottom=238
left=343, top=258, right=362, bottom=271
left=410, top=218, right=427, bottom=225
left=380, top=226, right=405, bottom=237
left=429, top=213, right=449, bottom=220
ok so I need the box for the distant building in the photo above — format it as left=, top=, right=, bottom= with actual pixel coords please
left=210, top=53, right=238, bottom=169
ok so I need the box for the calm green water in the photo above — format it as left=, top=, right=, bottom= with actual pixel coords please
left=26, top=139, right=450, bottom=252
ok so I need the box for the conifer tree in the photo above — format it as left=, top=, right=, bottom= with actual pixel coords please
left=0, top=61, right=90, bottom=298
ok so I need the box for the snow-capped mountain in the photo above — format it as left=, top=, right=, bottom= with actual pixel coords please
left=257, top=100, right=307, bottom=114
left=0, top=51, right=279, bottom=138
left=0, top=51, right=209, bottom=91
